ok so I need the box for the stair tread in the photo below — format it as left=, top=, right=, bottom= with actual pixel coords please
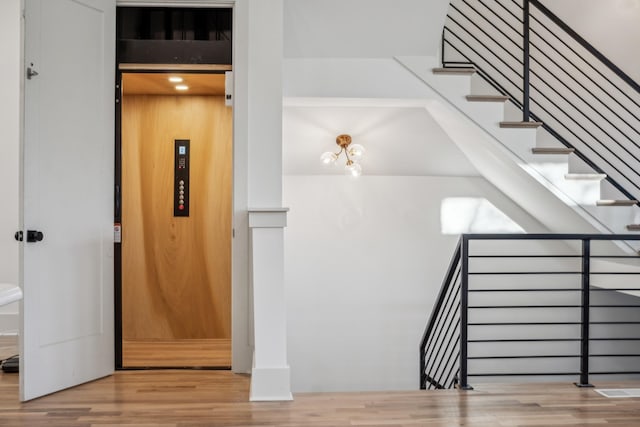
left=596, top=199, right=639, bottom=206
left=500, top=121, right=544, bottom=128
left=466, top=95, right=509, bottom=102
left=531, top=147, right=575, bottom=155
left=433, top=67, right=476, bottom=75
left=564, top=173, right=607, bottom=180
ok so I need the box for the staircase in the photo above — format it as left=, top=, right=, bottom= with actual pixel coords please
left=414, top=0, right=640, bottom=390
left=396, top=0, right=640, bottom=250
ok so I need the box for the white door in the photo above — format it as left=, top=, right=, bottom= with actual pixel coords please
left=21, top=0, right=115, bottom=401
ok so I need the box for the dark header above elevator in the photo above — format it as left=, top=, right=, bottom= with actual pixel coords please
left=117, top=7, right=232, bottom=65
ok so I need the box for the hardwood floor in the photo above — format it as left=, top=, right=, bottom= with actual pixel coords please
left=1, top=368, right=640, bottom=426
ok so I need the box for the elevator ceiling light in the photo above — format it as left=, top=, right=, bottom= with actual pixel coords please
left=320, top=134, right=365, bottom=177
left=175, top=84, right=189, bottom=91
left=168, top=76, right=183, bottom=83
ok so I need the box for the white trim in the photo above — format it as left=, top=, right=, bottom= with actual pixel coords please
left=114, top=0, right=253, bottom=376
left=117, top=0, right=234, bottom=7
left=248, top=209, right=289, bottom=228
left=249, top=367, right=293, bottom=401
left=119, top=63, right=232, bottom=71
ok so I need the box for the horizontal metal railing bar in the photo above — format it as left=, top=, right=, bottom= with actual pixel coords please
left=469, top=372, right=580, bottom=377
left=591, top=321, right=640, bottom=325
left=528, top=63, right=640, bottom=169
left=449, top=10, right=640, bottom=170
left=590, top=355, right=640, bottom=358
left=469, top=255, right=580, bottom=258
left=591, top=338, right=640, bottom=341
left=424, top=286, right=460, bottom=359
left=469, top=289, right=581, bottom=292
left=590, top=273, right=640, bottom=275
left=445, top=8, right=640, bottom=203
left=590, top=288, right=640, bottom=292
left=444, top=38, right=523, bottom=96
left=469, top=272, right=580, bottom=275
left=441, top=62, right=476, bottom=67
left=590, top=305, right=640, bottom=308
left=469, top=322, right=581, bottom=326
left=468, top=273, right=640, bottom=276
left=528, top=15, right=640, bottom=118
left=508, top=0, right=523, bottom=11
left=472, top=321, right=640, bottom=326
left=527, top=85, right=640, bottom=191
left=531, top=31, right=638, bottom=129
left=502, top=0, right=525, bottom=20
left=469, top=305, right=580, bottom=309
left=529, top=109, right=640, bottom=202
left=590, top=256, right=640, bottom=259
left=468, top=355, right=578, bottom=359
left=446, top=28, right=640, bottom=195
left=530, top=0, right=640, bottom=94
left=458, top=0, right=523, bottom=52
left=463, top=234, right=640, bottom=240
left=467, top=338, right=584, bottom=343
left=529, top=51, right=640, bottom=149
left=591, top=371, right=640, bottom=375
left=476, top=0, right=523, bottom=37
left=444, top=21, right=524, bottom=76
left=420, top=240, right=461, bottom=349
left=424, top=373, right=445, bottom=389
left=447, top=15, right=524, bottom=75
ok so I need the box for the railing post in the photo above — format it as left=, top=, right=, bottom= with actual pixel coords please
left=576, top=238, right=593, bottom=387
left=441, top=28, right=446, bottom=67
left=459, top=235, right=473, bottom=390
left=523, top=0, right=531, bottom=122
left=419, top=348, right=426, bottom=389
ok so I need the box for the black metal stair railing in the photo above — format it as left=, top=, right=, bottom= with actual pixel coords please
left=419, top=234, right=640, bottom=390
left=441, top=0, right=640, bottom=206
left=419, top=240, right=462, bottom=389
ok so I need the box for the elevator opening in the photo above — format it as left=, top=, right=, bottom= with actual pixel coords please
left=115, top=6, right=233, bottom=369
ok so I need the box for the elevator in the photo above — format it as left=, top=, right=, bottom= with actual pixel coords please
left=115, top=7, right=233, bottom=369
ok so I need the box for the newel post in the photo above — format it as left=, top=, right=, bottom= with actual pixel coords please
left=576, top=238, right=593, bottom=388
left=523, top=0, right=531, bottom=122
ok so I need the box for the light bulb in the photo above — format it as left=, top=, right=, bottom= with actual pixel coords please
left=321, top=152, right=338, bottom=165
left=348, top=144, right=365, bottom=161
left=345, top=162, right=362, bottom=177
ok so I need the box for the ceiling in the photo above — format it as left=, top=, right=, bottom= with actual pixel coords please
left=122, top=73, right=226, bottom=96
left=283, top=100, right=480, bottom=177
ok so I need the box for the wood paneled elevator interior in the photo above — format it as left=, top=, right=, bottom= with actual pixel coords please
left=116, top=7, right=233, bottom=369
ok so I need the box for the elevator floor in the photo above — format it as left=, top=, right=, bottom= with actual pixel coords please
left=122, top=339, right=231, bottom=368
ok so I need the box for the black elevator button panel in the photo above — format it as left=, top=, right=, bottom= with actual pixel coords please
left=174, top=139, right=190, bottom=217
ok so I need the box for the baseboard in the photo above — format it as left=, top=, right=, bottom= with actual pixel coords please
left=0, top=313, right=18, bottom=334
left=250, top=366, right=293, bottom=401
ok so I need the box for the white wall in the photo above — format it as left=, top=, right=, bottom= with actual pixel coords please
left=283, top=175, right=545, bottom=392
left=283, top=0, right=449, bottom=58
left=545, top=0, right=640, bottom=83
left=0, top=0, right=22, bottom=333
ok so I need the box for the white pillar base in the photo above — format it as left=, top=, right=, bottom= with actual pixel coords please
left=249, top=366, right=293, bottom=401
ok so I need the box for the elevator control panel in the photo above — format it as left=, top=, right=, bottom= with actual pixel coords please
left=174, top=139, right=190, bottom=217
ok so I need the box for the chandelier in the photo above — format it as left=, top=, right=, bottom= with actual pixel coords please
left=320, top=134, right=366, bottom=177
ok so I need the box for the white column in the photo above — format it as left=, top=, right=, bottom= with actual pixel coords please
left=248, top=208, right=291, bottom=401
